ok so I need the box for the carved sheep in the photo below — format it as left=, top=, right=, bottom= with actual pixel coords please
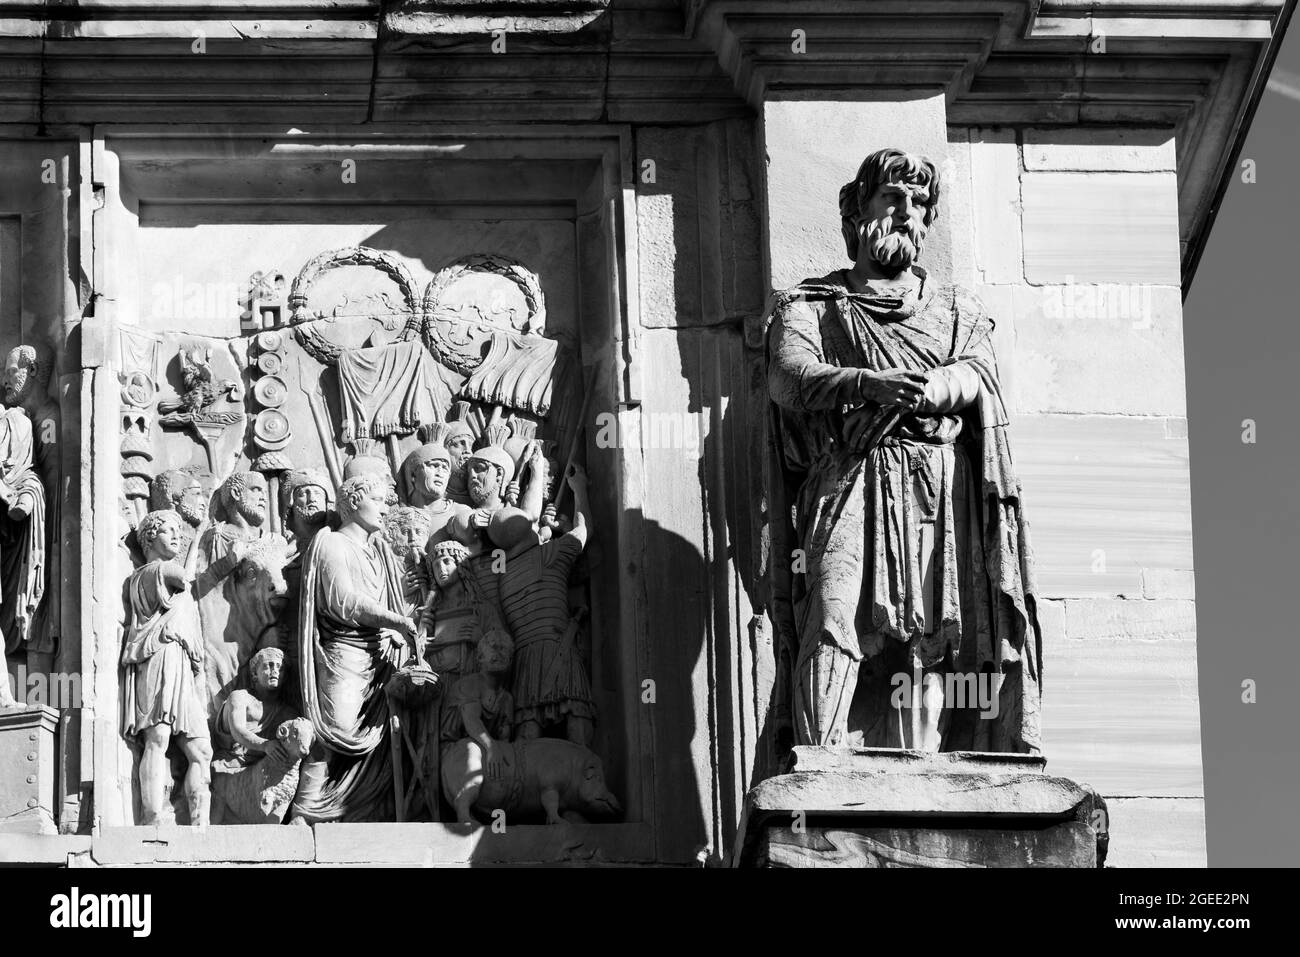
left=211, top=717, right=315, bottom=825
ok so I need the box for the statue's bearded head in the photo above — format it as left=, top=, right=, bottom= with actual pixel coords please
left=2, top=345, right=43, bottom=407
left=840, top=149, right=941, bottom=277
left=279, top=469, right=331, bottom=536
left=149, top=469, right=207, bottom=528
left=466, top=447, right=515, bottom=508
left=223, top=472, right=268, bottom=527
left=383, top=505, right=433, bottom=561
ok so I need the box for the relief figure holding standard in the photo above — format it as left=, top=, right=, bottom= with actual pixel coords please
left=765, top=148, right=1043, bottom=754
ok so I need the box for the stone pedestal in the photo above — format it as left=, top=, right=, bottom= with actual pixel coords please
left=733, top=748, right=1108, bottom=868
left=0, top=705, right=59, bottom=835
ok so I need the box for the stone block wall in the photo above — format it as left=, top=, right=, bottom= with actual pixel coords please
left=955, top=126, right=1204, bottom=866
left=634, top=113, right=1206, bottom=866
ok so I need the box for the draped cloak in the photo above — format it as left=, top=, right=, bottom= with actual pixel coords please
left=764, top=268, right=1043, bottom=753
left=0, top=406, right=45, bottom=656
left=120, top=561, right=208, bottom=740
left=336, top=340, right=451, bottom=444
left=291, top=527, right=406, bottom=822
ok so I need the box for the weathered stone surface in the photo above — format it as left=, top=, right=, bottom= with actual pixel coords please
left=787, top=746, right=1046, bottom=775
left=1142, top=567, right=1196, bottom=600
left=92, top=824, right=317, bottom=864
left=758, top=821, right=1095, bottom=868
left=313, top=822, right=654, bottom=865
left=1104, top=797, right=1207, bottom=868
left=1008, top=284, right=1187, bottom=416
left=1023, top=129, right=1177, bottom=172
left=1012, top=414, right=1193, bottom=599
left=736, top=751, right=1105, bottom=868
left=1043, top=637, right=1202, bottom=798
left=0, top=705, right=58, bottom=835
left=748, top=768, right=1087, bottom=818
left=1021, top=172, right=1182, bottom=285
left=969, top=128, right=1024, bottom=284
left=943, top=128, right=977, bottom=287
left=1064, top=598, right=1196, bottom=642
left=0, top=832, right=92, bottom=865
left=977, top=283, right=1018, bottom=407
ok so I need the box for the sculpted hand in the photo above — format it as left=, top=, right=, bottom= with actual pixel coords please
left=503, top=480, right=521, bottom=507
left=859, top=369, right=928, bottom=411
left=485, top=741, right=506, bottom=780
left=470, top=508, right=492, bottom=530
left=264, top=740, right=289, bottom=764
left=404, top=563, right=427, bottom=595
left=566, top=463, right=589, bottom=494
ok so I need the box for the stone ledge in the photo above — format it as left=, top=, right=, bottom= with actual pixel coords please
left=0, top=832, right=92, bottom=865
left=735, top=750, right=1106, bottom=868
left=313, top=822, right=654, bottom=865
left=748, top=769, right=1088, bottom=819
left=92, top=825, right=317, bottom=865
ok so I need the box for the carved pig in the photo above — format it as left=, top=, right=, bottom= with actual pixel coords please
left=442, top=737, right=621, bottom=825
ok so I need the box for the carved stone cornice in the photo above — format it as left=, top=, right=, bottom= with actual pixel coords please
left=682, top=1, right=1289, bottom=284
left=0, top=0, right=1290, bottom=284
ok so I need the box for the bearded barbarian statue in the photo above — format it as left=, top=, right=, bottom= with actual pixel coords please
left=764, top=148, right=1043, bottom=755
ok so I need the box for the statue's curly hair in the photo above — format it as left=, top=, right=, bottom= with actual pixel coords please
left=337, top=473, right=388, bottom=521
left=219, top=471, right=263, bottom=515
left=839, top=148, right=941, bottom=261
left=137, top=509, right=181, bottom=550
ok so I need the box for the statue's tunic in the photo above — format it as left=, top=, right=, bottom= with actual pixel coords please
left=292, top=527, right=404, bottom=822
left=500, top=529, right=593, bottom=726
left=765, top=268, right=1042, bottom=752
left=0, top=406, right=45, bottom=656
left=120, top=561, right=208, bottom=740
left=440, top=672, right=514, bottom=751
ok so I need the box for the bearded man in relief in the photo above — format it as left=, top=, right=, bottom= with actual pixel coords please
left=765, top=148, right=1043, bottom=755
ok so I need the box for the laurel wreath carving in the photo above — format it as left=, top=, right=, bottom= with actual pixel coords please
left=288, top=246, right=420, bottom=366
left=418, top=253, right=547, bottom=375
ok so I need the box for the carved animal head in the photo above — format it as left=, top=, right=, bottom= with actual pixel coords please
left=226, top=538, right=291, bottom=634
left=576, top=756, right=621, bottom=818
left=276, top=718, right=315, bottom=759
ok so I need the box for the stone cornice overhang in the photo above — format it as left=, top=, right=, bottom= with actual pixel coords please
left=685, top=0, right=1293, bottom=292
left=0, top=0, right=1290, bottom=290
